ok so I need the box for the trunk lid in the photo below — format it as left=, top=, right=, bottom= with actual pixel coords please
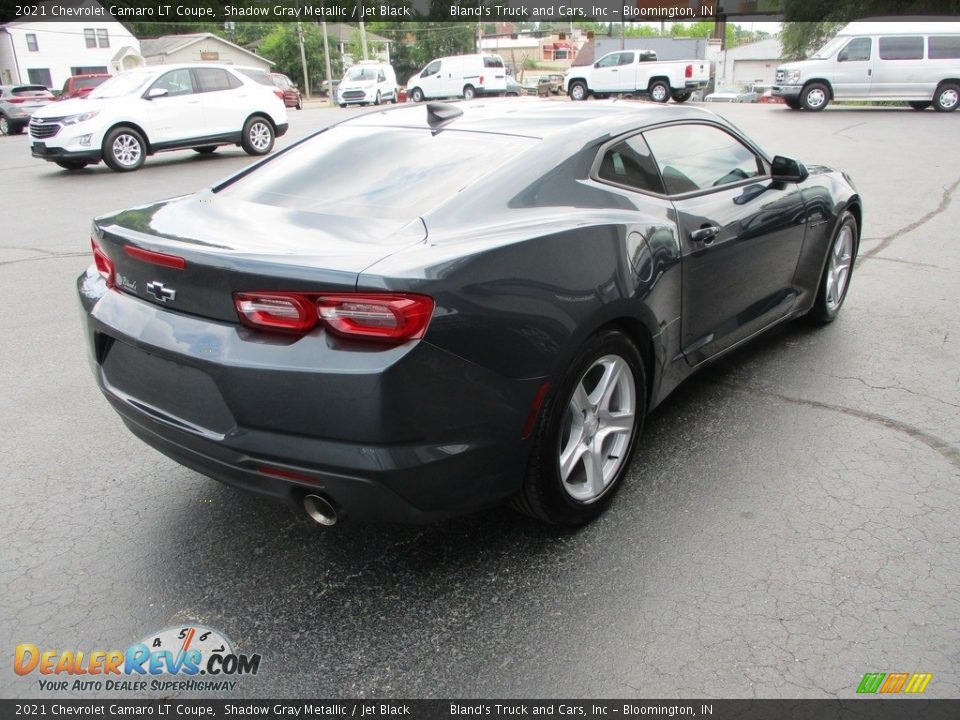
left=94, top=191, right=426, bottom=323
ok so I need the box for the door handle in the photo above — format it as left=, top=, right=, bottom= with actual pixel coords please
left=868, top=68, right=872, bottom=76
left=690, top=225, right=720, bottom=244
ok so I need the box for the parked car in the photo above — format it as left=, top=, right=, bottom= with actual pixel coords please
left=565, top=50, right=710, bottom=103
left=407, top=53, right=508, bottom=102
left=58, top=74, right=111, bottom=100
left=539, top=74, right=564, bottom=94
left=705, top=86, right=760, bottom=103
left=270, top=73, right=303, bottom=110
left=0, top=85, right=54, bottom=135
left=29, top=64, right=288, bottom=172
left=78, top=100, right=860, bottom=526
left=337, top=61, right=398, bottom=106
left=773, top=20, right=960, bottom=111
left=505, top=77, right=537, bottom=97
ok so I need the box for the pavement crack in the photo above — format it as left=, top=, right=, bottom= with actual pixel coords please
left=722, top=382, right=960, bottom=471
left=828, top=374, right=960, bottom=409
left=0, top=251, right=88, bottom=267
left=861, top=174, right=960, bottom=260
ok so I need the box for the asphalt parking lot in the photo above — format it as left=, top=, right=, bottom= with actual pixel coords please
left=2, top=101, right=958, bottom=699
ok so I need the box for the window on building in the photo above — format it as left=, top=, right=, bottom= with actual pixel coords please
left=26, top=34, right=38, bottom=52
left=554, top=49, right=569, bottom=60
left=97, top=29, right=109, bottom=48
left=26, top=68, right=53, bottom=88
left=84, top=29, right=96, bottom=48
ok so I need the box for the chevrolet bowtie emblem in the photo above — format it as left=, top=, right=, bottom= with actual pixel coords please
left=145, top=281, right=176, bottom=303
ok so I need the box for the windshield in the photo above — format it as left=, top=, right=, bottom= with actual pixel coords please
left=344, top=67, right=377, bottom=82
left=88, top=73, right=151, bottom=98
left=811, top=36, right=847, bottom=59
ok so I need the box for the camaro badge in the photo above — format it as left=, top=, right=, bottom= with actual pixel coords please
left=145, top=281, right=176, bottom=303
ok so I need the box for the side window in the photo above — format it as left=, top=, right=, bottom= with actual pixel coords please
left=879, top=36, right=924, bottom=60
left=195, top=67, right=232, bottom=93
left=929, top=36, right=960, bottom=59
left=151, top=69, right=195, bottom=97
left=378, top=70, right=386, bottom=82
left=483, top=56, right=504, bottom=68
left=423, top=60, right=441, bottom=76
left=596, top=134, right=665, bottom=195
left=596, top=53, right=620, bottom=68
left=838, top=37, right=871, bottom=62
left=643, top=124, right=764, bottom=195
left=618, top=52, right=635, bottom=66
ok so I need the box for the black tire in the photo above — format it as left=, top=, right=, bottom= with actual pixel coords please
left=908, top=101, right=932, bottom=111
left=240, top=116, right=274, bottom=156
left=296, top=96, right=302, bottom=110
left=672, top=92, right=691, bottom=104
left=784, top=97, right=802, bottom=110
left=648, top=80, right=670, bottom=103
left=102, top=126, right=146, bottom=172
left=568, top=81, right=588, bottom=101
left=462, top=84, right=476, bottom=100
left=0, top=114, right=21, bottom=135
left=339, top=103, right=346, bottom=108
left=374, top=91, right=381, bottom=106
left=933, top=83, right=959, bottom=112
left=193, top=146, right=217, bottom=154
left=55, top=159, right=89, bottom=170
left=410, top=87, right=424, bottom=103
left=800, top=82, right=830, bottom=111
left=809, top=211, right=859, bottom=324
left=513, top=329, right=646, bottom=526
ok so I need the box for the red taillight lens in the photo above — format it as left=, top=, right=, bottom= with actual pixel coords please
left=233, top=291, right=435, bottom=342
left=91, top=238, right=114, bottom=288
left=273, top=89, right=284, bottom=101
left=7, top=97, right=26, bottom=104
left=235, top=293, right=317, bottom=333
left=685, top=64, right=693, bottom=78
left=317, top=294, right=434, bottom=341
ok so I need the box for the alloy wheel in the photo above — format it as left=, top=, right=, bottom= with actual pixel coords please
left=825, top=224, right=853, bottom=312
left=558, top=354, right=637, bottom=503
left=249, top=122, right=271, bottom=151
left=112, top=134, right=142, bottom=167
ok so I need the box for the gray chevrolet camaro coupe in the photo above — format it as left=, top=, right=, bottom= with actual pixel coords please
left=78, top=99, right=861, bottom=526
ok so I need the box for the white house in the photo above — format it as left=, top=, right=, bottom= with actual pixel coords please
left=714, top=37, right=784, bottom=89
left=0, top=0, right=143, bottom=90
left=140, top=33, right=272, bottom=71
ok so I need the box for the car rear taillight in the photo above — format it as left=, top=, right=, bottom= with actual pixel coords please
left=479, top=75, right=485, bottom=85
left=91, top=238, right=114, bottom=288
left=7, top=98, right=26, bottom=104
left=273, top=89, right=284, bottom=101
left=317, top=294, right=434, bottom=341
left=685, top=64, right=693, bottom=78
left=234, top=291, right=435, bottom=342
left=235, top=293, right=317, bottom=333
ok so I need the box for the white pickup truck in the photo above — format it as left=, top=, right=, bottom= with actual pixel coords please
left=564, top=49, right=710, bottom=103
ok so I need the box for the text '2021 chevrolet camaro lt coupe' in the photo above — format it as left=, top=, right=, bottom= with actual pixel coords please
left=78, top=99, right=861, bottom=526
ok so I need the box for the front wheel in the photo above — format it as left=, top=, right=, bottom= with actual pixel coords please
left=102, top=126, right=146, bottom=172
left=568, top=81, right=588, bottom=101
left=513, top=329, right=645, bottom=525
left=648, top=81, right=670, bottom=103
left=784, top=97, right=802, bottom=110
left=908, top=101, right=931, bottom=111
left=241, top=116, right=274, bottom=156
left=800, top=82, right=830, bottom=111
left=809, top=211, right=858, bottom=323
left=410, top=87, right=424, bottom=103
left=374, top=91, right=381, bottom=106
left=933, top=83, right=959, bottom=112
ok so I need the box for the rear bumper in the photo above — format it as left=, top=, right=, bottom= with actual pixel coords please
left=78, top=270, right=538, bottom=523
left=275, top=121, right=289, bottom=137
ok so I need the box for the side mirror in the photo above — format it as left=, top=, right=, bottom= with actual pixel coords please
left=145, top=87, right=168, bottom=100
left=771, top=155, right=809, bottom=183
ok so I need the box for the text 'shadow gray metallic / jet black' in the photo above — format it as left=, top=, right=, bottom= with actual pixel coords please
left=78, top=99, right=861, bottom=526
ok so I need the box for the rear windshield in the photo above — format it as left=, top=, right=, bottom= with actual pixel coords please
left=74, top=76, right=107, bottom=89
left=237, top=69, right=275, bottom=86
left=12, top=86, right=49, bottom=96
left=217, top=126, right=536, bottom=219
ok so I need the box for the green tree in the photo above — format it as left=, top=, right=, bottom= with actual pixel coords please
left=780, top=22, right=843, bottom=60
left=259, top=24, right=340, bottom=92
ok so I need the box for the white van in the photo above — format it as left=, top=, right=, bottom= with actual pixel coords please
left=406, top=54, right=508, bottom=102
left=773, top=21, right=960, bottom=111
left=337, top=61, right=398, bottom=107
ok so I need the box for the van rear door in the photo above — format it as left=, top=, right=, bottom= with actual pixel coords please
left=482, top=55, right=507, bottom=92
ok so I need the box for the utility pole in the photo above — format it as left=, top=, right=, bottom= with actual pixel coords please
left=620, top=20, right=625, bottom=50
left=297, top=20, right=310, bottom=99
left=359, top=19, right=369, bottom=60
left=321, top=18, right=335, bottom=106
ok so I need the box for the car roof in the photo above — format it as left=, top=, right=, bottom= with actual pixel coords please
left=344, top=98, right=729, bottom=142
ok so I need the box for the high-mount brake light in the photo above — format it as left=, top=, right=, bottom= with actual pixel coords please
left=91, top=238, right=114, bottom=288
left=123, top=245, right=186, bottom=269
left=233, top=292, right=435, bottom=342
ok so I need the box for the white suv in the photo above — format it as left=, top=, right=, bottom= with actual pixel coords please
left=28, top=64, right=289, bottom=172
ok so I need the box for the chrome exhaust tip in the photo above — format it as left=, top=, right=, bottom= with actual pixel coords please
left=303, top=494, right=338, bottom=526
